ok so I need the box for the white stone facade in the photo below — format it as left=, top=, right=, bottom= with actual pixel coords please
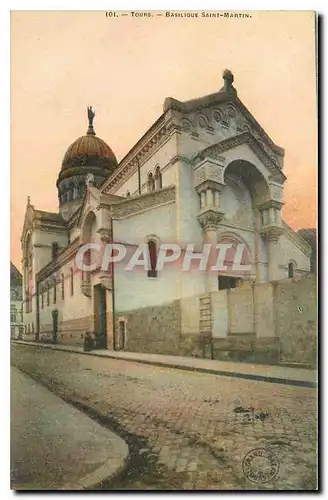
left=20, top=72, right=312, bottom=358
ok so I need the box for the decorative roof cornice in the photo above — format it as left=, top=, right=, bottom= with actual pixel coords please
left=196, top=131, right=286, bottom=183
left=164, top=91, right=284, bottom=158
left=235, top=98, right=284, bottom=156
left=100, top=73, right=284, bottom=195
left=112, top=185, right=176, bottom=219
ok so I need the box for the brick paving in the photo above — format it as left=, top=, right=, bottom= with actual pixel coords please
left=11, top=344, right=318, bottom=491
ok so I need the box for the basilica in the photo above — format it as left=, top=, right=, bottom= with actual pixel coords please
left=21, top=70, right=313, bottom=363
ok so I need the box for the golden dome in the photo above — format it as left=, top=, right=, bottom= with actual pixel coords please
left=62, top=134, right=117, bottom=170
left=57, top=108, right=117, bottom=217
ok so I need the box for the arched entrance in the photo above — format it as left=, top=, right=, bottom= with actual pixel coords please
left=223, top=159, right=271, bottom=282
left=223, top=159, right=270, bottom=208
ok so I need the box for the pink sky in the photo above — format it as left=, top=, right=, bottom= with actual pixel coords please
left=11, top=11, right=317, bottom=270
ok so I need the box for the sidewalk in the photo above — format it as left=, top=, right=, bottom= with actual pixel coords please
left=13, top=340, right=317, bottom=388
left=11, top=367, right=129, bottom=490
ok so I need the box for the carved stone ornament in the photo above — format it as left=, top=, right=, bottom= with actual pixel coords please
left=198, top=113, right=209, bottom=128
left=268, top=182, right=283, bottom=203
left=260, top=225, right=284, bottom=242
left=97, top=227, right=112, bottom=243
left=194, top=162, right=225, bottom=189
left=197, top=208, right=225, bottom=231
left=113, top=186, right=175, bottom=219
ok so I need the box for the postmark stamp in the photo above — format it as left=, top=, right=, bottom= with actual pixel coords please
left=242, top=448, right=280, bottom=484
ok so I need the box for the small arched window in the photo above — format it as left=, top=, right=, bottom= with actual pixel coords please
left=155, top=166, right=162, bottom=190
left=126, top=191, right=131, bottom=197
left=147, top=240, right=158, bottom=278
left=147, top=172, right=155, bottom=192
left=70, top=268, right=74, bottom=296
left=61, top=274, right=65, bottom=300
left=288, top=262, right=295, bottom=279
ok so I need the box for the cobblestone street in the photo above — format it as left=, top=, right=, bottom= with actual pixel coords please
left=11, top=344, right=318, bottom=490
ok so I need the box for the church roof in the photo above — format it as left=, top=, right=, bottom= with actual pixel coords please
left=11, top=262, right=22, bottom=286
left=164, top=69, right=284, bottom=156
left=36, top=210, right=67, bottom=223
left=101, top=69, right=284, bottom=195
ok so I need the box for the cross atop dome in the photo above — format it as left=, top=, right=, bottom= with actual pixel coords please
left=87, top=106, right=96, bottom=136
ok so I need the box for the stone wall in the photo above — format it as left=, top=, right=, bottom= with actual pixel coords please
left=209, top=277, right=316, bottom=365
left=116, top=300, right=183, bottom=355
left=36, top=275, right=317, bottom=367
left=39, top=315, right=93, bottom=345
left=274, top=275, right=317, bottom=367
left=211, top=335, right=280, bottom=364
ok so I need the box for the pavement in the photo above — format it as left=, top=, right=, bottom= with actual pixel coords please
left=11, top=367, right=129, bottom=490
left=11, top=343, right=318, bottom=490
left=12, top=340, right=317, bottom=388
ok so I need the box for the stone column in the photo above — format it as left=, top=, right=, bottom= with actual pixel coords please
left=206, top=188, right=214, bottom=208
left=214, top=191, right=220, bottom=208
left=258, top=200, right=284, bottom=282
left=197, top=210, right=224, bottom=293
left=200, top=191, right=206, bottom=209
left=269, top=207, right=275, bottom=224
left=267, top=236, right=276, bottom=282
left=265, top=229, right=283, bottom=282
left=276, top=208, right=282, bottom=224
left=96, top=205, right=112, bottom=243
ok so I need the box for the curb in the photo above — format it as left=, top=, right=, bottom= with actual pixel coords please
left=60, top=450, right=129, bottom=490
left=12, top=340, right=317, bottom=389
left=13, top=361, right=130, bottom=491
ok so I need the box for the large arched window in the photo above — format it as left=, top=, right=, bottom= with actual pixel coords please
left=155, top=166, right=162, bottom=190
left=147, top=172, right=155, bottom=192
left=147, top=240, right=158, bottom=278
left=288, top=262, right=295, bottom=279
left=46, top=284, right=50, bottom=306
left=41, top=285, right=44, bottom=309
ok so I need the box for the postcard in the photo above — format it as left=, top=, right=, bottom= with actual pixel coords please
left=10, top=10, right=317, bottom=491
